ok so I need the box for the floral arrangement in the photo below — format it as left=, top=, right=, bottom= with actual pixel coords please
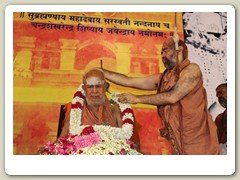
left=39, top=125, right=141, bottom=155
left=39, top=84, right=141, bottom=155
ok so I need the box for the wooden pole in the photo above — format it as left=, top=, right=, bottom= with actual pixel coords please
left=174, top=12, right=179, bottom=51
left=100, top=59, right=103, bottom=68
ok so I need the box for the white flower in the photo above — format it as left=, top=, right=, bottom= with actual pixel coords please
left=72, top=97, right=84, bottom=105
left=122, top=113, right=134, bottom=121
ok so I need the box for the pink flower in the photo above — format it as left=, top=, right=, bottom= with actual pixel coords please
left=90, top=132, right=102, bottom=144
left=119, top=148, right=127, bottom=155
left=55, top=147, right=66, bottom=155
left=80, top=126, right=95, bottom=135
left=126, top=140, right=135, bottom=149
left=73, top=132, right=101, bottom=149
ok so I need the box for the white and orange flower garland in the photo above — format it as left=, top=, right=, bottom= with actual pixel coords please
left=69, top=84, right=134, bottom=140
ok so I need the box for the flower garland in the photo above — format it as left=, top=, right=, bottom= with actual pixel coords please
left=69, top=84, right=134, bottom=140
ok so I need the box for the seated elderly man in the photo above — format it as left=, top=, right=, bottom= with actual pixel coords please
left=59, top=69, right=122, bottom=137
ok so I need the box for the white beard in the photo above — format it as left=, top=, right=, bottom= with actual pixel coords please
left=85, top=96, right=106, bottom=107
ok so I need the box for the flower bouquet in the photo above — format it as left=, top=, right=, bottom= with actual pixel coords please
left=39, top=84, right=141, bottom=155
left=39, top=125, right=141, bottom=155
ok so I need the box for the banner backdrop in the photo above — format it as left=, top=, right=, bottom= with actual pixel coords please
left=183, top=12, right=227, bottom=120
left=13, top=12, right=184, bottom=155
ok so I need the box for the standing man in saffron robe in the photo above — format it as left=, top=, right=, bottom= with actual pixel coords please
left=99, top=37, right=220, bottom=155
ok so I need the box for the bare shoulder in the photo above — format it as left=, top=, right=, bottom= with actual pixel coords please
left=190, top=63, right=201, bottom=69
left=110, top=101, right=121, bottom=113
left=110, top=101, right=123, bottom=127
left=181, top=62, right=201, bottom=77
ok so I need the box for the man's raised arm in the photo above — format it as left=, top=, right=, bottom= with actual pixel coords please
left=118, top=63, right=201, bottom=105
left=101, top=68, right=161, bottom=90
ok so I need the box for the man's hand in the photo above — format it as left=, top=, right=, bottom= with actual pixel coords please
left=118, top=93, right=139, bottom=104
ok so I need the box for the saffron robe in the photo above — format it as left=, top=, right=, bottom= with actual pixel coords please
left=158, top=59, right=220, bottom=154
left=215, top=109, right=227, bottom=144
left=59, top=99, right=120, bottom=137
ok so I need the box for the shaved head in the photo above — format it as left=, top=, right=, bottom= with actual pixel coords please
left=163, top=37, right=176, bottom=49
left=216, top=83, right=227, bottom=91
left=83, top=69, right=105, bottom=85
left=162, top=37, right=188, bottom=60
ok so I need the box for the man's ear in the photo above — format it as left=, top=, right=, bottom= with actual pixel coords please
left=177, top=46, right=184, bottom=59
left=178, top=46, right=183, bottom=52
left=82, top=84, right=86, bottom=91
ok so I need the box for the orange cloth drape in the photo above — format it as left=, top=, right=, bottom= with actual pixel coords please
left=158, top=59, right=220, bottom=154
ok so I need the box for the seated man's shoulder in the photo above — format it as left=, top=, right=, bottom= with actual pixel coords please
left=109, top=100, right=121, bottom=114
left=109, top=100, right=122, bottom=127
